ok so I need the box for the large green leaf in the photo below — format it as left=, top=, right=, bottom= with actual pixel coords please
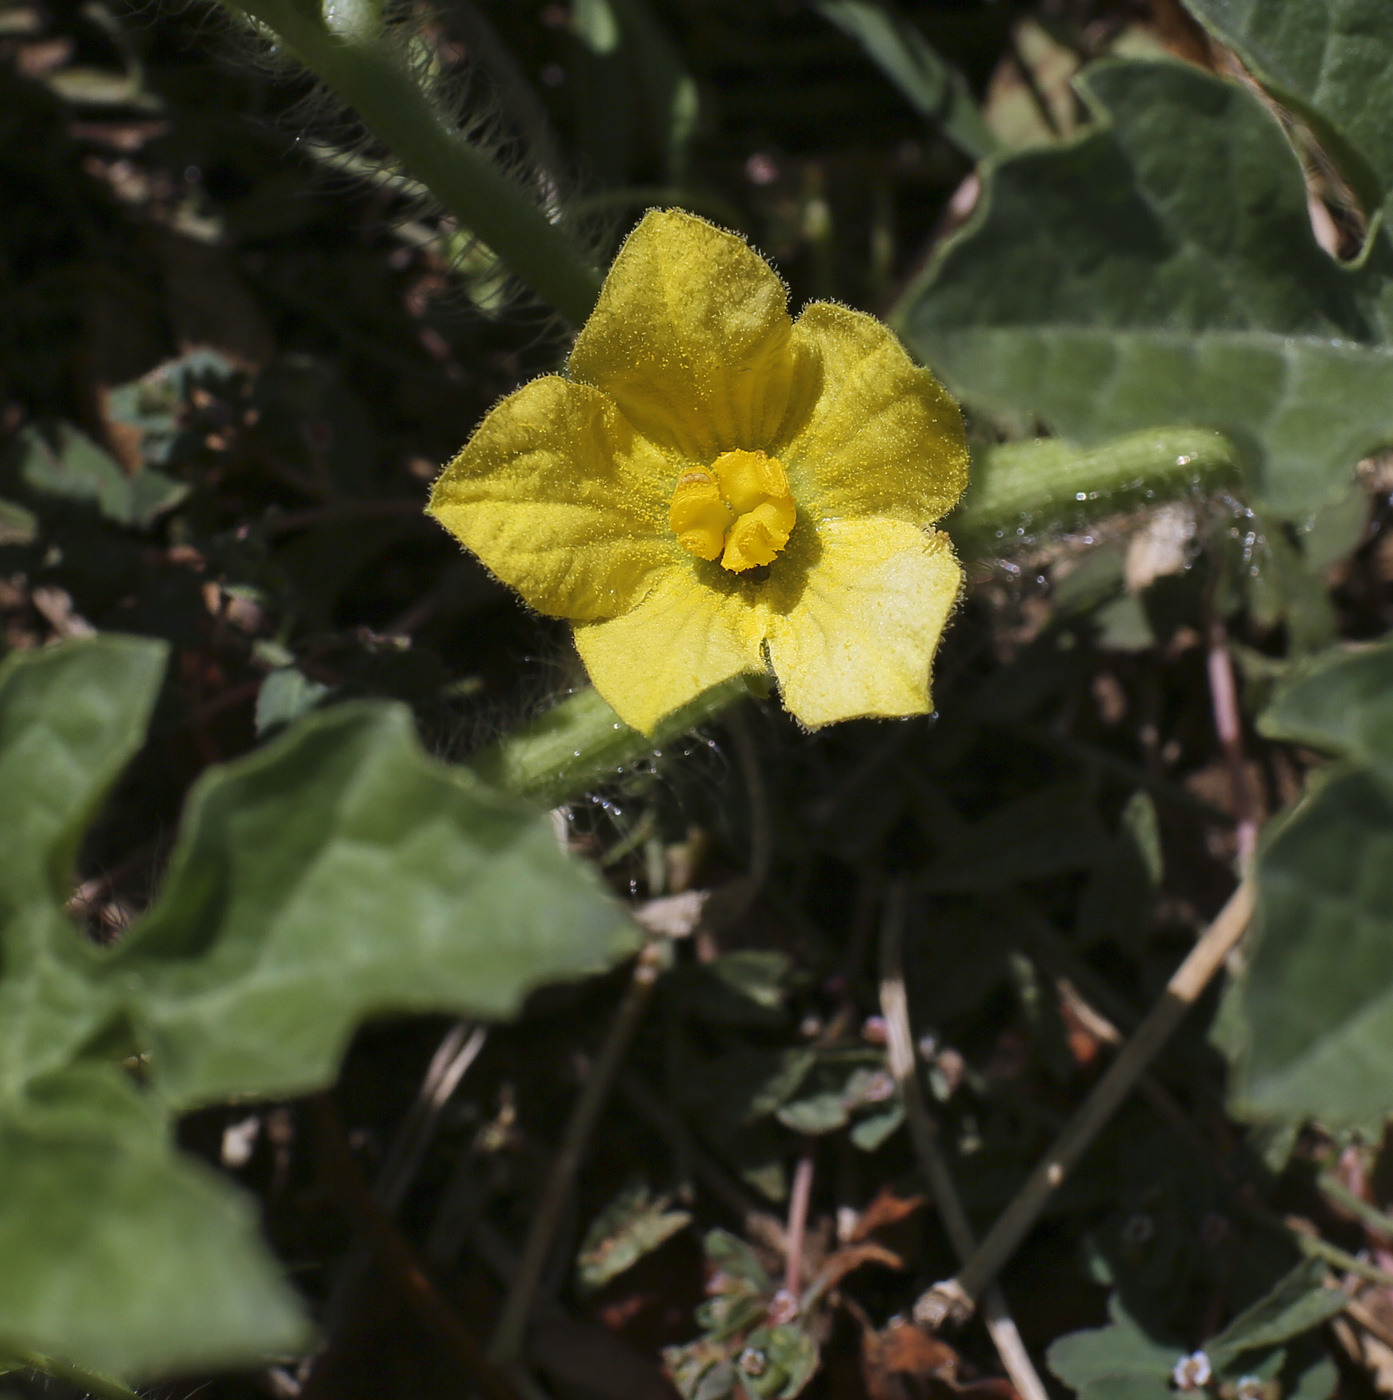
left=1180, top=0, right=1393, bottom=215
left=1229, top=762, right=1393, bottom=1125
left=894, top=58, right=1393, bottom=518
left=0, top=1064, right=306, bottom=1377
left=1258, top=637, right=1393, bottom=771
left=1224, top=639, right=1393, bottom=1125
left=108, top=701, right=638, bottom=1109
left=0, top=638, right=167, bottom=1097
left=0, top=636, right=637, bottom=1376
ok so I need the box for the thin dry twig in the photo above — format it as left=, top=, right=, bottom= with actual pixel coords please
left=489, top=941, right=665, bottom=1367
left=321, top=1020, right=487, bottom=1336
left=879, top=880, right=1051, bottom=1400
left=914, top=879, right=1255, bottom=1329
left=1207, top=619, right=1258, bottom=866
left=782, top=1148, right=816, bottom=1302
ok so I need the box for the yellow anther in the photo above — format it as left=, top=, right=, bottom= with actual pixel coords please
left=670, top=449, right=796, bottom=573
left=668, top=469, right=731, bottom=560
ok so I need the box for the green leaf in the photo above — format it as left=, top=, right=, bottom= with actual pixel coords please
left=1180, top=0, right=1393, bottom=215
left=1258, top=637, right=1393, bottom=771
left=0, top=637, right=168, bottom=1095
left=1228, top=763, right=1393, bottom=1125
left=775, top=1055, right=895, bottom=1135
left=0, top=1065, right=306, bottom=1378
left=0, top=498, right=37, bottom=546
left=738, top=1324, right=819, bottom=1400
left=3, top=424, right=187, bottom=528
left=1046, top=1295, right=1178, bottom=1400
left=105, top=701, right=637, bottom=1109
left=254, top=666, right=333, bottom=735
left=576, top=1180, right=692, bottom=1291
left=894, top=58, right=1393, bottom=518
left=814, top=0, right=999, bottom=162
left=1206, top=1260, right=1345, bottom=1368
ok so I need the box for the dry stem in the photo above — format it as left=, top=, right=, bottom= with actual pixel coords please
left=914, top=879, right=1254, bottom=1328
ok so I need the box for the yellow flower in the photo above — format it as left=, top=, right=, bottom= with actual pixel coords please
left=428, top=210, right=968, bottom=735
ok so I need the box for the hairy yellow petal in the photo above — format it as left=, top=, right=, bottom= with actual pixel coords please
left=766, top=518, right=962, bottom=729
left=428, top=376, right=675, bottom=621
left=777, top=303, right=968, bottom=526
left=568, top=210, right=796, bottom=463
left=572, top=566, right=767, bottom=734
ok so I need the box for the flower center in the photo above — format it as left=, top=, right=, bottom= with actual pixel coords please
left=668, top=449, right=797, bottom=573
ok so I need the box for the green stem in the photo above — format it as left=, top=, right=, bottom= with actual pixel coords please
left=470, top=675, right=757, bottom=806
left=221, top=0, right=603, bottom=325
left=947, top=426, right=1241, bottom=556
left=16, top=1353, right=142, bottom=1400
left=1318, top=1170, right=1393, bottom=1242
left=474, top=428, right=1242, bottom=805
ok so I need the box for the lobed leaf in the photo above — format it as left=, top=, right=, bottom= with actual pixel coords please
left=895, top=59, right=1393, bottom=518
left=107, top=701, right=638, bottom=1109
left=0, top=637, right=638, bottom=1375
left=0, top=1065, right=306, bottom=1378
left=0, top=638, right=167, bottom=1097
left=1180, top=0, right=1393, bottom=215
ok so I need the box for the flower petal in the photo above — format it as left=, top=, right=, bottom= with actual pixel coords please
left=777, top=303, right=968, bottom=525
left=572, top=565, right=767, bottom=734
left=568, top=210, right=796, bottom=463
left=766, top=518, right=962, bottom=729
left=428, top=376, right=675, bottom=621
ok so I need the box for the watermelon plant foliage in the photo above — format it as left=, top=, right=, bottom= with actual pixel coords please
left=895, top=56, right=1393, bottom=520
left=14, top=0, right=1393, bottom=1395
left=0, top=636, right=635, bottom=1377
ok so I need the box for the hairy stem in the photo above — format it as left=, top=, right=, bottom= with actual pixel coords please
left=947, top=426, right=1240, bottom=556
left=471, top=675, right=757, bottom=806
left=219, top=0, right=602, bottom=324
left=14, top=1356, right=142, bottom=1400
left=473, top=426, right=1242, bottom=806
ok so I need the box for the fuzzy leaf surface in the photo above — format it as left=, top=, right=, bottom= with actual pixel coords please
left=895, top=59, right=1393, bottom=518
left=1230, top=763, right=1393, bottom=1125
left=0, top=1065, right=306, bottom=1377
left=1180, top=0, right=1393, bottom=213
left=0, top=637, right=167, bottom=1095
left=107, top=701, right=637, bottom=1109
